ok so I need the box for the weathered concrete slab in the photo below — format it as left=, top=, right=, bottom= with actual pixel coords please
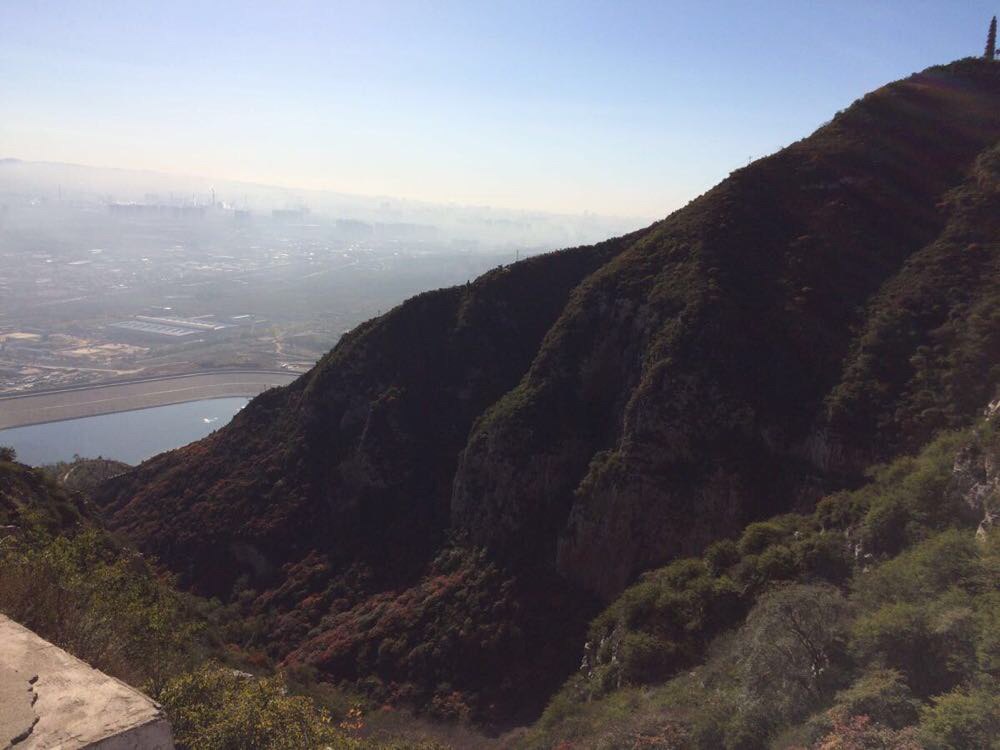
left=0, top=665, right=37, bottom=748
left=0, top=615, right=174, bottom=749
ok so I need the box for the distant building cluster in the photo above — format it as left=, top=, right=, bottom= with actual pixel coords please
left=106, top=202, right=319, bottom=224
left=271, top=208, right=310, bottom=221
left=109, top=320, right=201, bottom=339
left=107, top=314, right=267, bottom=342
left=108, top=203, right=207, bottom=219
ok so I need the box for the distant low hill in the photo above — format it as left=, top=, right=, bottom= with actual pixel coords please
left=96, top=58, right=1000, bottom=728
left=40, top=457, right=131, bottom=494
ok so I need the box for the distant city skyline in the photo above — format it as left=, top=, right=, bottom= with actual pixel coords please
left=2, top=1, right=997, bottom=218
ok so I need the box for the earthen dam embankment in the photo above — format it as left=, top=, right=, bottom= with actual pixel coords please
left=0, top=370, right=298, bottom=430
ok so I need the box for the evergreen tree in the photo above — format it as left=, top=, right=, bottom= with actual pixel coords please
left=986, top=16, right=997, bottom=60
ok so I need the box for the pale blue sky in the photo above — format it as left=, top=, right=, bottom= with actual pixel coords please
left=1, top=1, right=996, bottom=217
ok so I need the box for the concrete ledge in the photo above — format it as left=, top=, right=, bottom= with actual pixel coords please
left=0, top=615, right=174, bottom=749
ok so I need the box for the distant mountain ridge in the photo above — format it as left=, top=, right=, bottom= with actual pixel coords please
left=96, top=58, right=1000, bottom=723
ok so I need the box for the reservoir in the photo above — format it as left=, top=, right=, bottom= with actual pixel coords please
left=0, top=397, right=248, bottom=466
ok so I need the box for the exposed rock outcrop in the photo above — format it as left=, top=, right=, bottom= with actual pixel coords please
left=950, top=399, right=1000, bottom=538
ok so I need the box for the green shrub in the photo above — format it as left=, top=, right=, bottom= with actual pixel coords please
left=861, top=494, right=912, bottom=554
left=791, top=532, right=852, bottom=583
left=851, top=602, right=937, bottom=694
left=0, top=527, right=200, bottom=691
left=851, top=530, right=979, bottom=610
left=809, top=711, right=923, bottom=749
left=848, top=530, right=989, bottom=697
left=159, top=664, right=350, bottom=750
left=815, top=490, right=863, bottom=531
left=620, top=632, right=676, bottom=683
left=738, top=520, right=790, bottom=556
left=704, top=539, right=739, bottom=575
left=857, top=432, right=965, bottom=555
left=919, top=687, right=1000, bottom=749
left=757, top=544, right=798, bottom=581
left=523, top=423, right=999, bottom=747
left=737, top=584, right=850, bottom=717
left=974, top=591, right=1000, bottom=676
left=830, top=669, right=921, bottom=729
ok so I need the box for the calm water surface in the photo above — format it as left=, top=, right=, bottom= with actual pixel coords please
left=0, top=397, right=248, bottom=466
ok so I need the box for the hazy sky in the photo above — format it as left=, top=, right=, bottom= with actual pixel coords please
left=2, top=1, right=996, bottom=217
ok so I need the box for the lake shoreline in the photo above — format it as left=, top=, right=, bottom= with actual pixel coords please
left=0, top=398, right=252, bottom=466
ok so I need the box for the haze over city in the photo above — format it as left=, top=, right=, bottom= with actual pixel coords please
left=3, top=1, right=996, bottom=217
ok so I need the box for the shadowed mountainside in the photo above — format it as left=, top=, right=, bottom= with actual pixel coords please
left=96, top=59, right=1000, bottom=724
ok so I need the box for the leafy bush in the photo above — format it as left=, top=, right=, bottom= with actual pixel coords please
left=973, top=591, right=1000, bottom=676
left=809, top=710, right=922, bottom=749
left=620, top=632, right=676, bottom=684
left=523, top=418, right=1000, bottom=748
left=918, top=687, right=1000, bottom=749
left=731, top=584, right=851, bottom=737
left=738, top=518, right=797, bottom=556
left=0, top=526, right=200, bottom=691
left=856, top=431, right=966, bottom=555
left=828, top=669, right=921, bottom=729
left=704, top=539, right=739, bottom=575
left=279, top=545, right=578, bottom=723
left=159, top=664, right=348, bottom=750
left=584, top=559, right=743, bottom=692
left=41, top=456, right=131, bottom=492
left=849, top=531, right=986, bottom=696
left=756, top=544, right=799, bottom=580
left=0, top=460, right=447, bottom=749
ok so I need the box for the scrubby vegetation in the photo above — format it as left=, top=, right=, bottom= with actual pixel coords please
left=827, top=139, right=1000, bottom=457
left=158, top=664, right=444, bottom=750
left=0, top=445, right=86, bottom=531
left=279, top=546, right=594, bottom=727
left=0, top=452, right=451, bottom=748
left=521, top=418, right=1000, bottom=748
left=41, top=455, right=131, bottom=493
left=0, top=524, right=200, bottom=691
left=93, top=236, right=628, bottom=721
left=57, top=57, right=1000, bottom=734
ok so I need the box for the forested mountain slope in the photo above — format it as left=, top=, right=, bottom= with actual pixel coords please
left=517, top=409, right=1000, bottom=748
left=96, top=58, right=1000, bottom=724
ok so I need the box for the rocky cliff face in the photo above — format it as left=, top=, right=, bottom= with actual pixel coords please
left=95, top=59, right=1000, bottom=720
left=98, top=237, right=629, bottom=598
left=950, top=400, right=1000, bottom=538
left=453, top=60, right=1000, bottom=597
